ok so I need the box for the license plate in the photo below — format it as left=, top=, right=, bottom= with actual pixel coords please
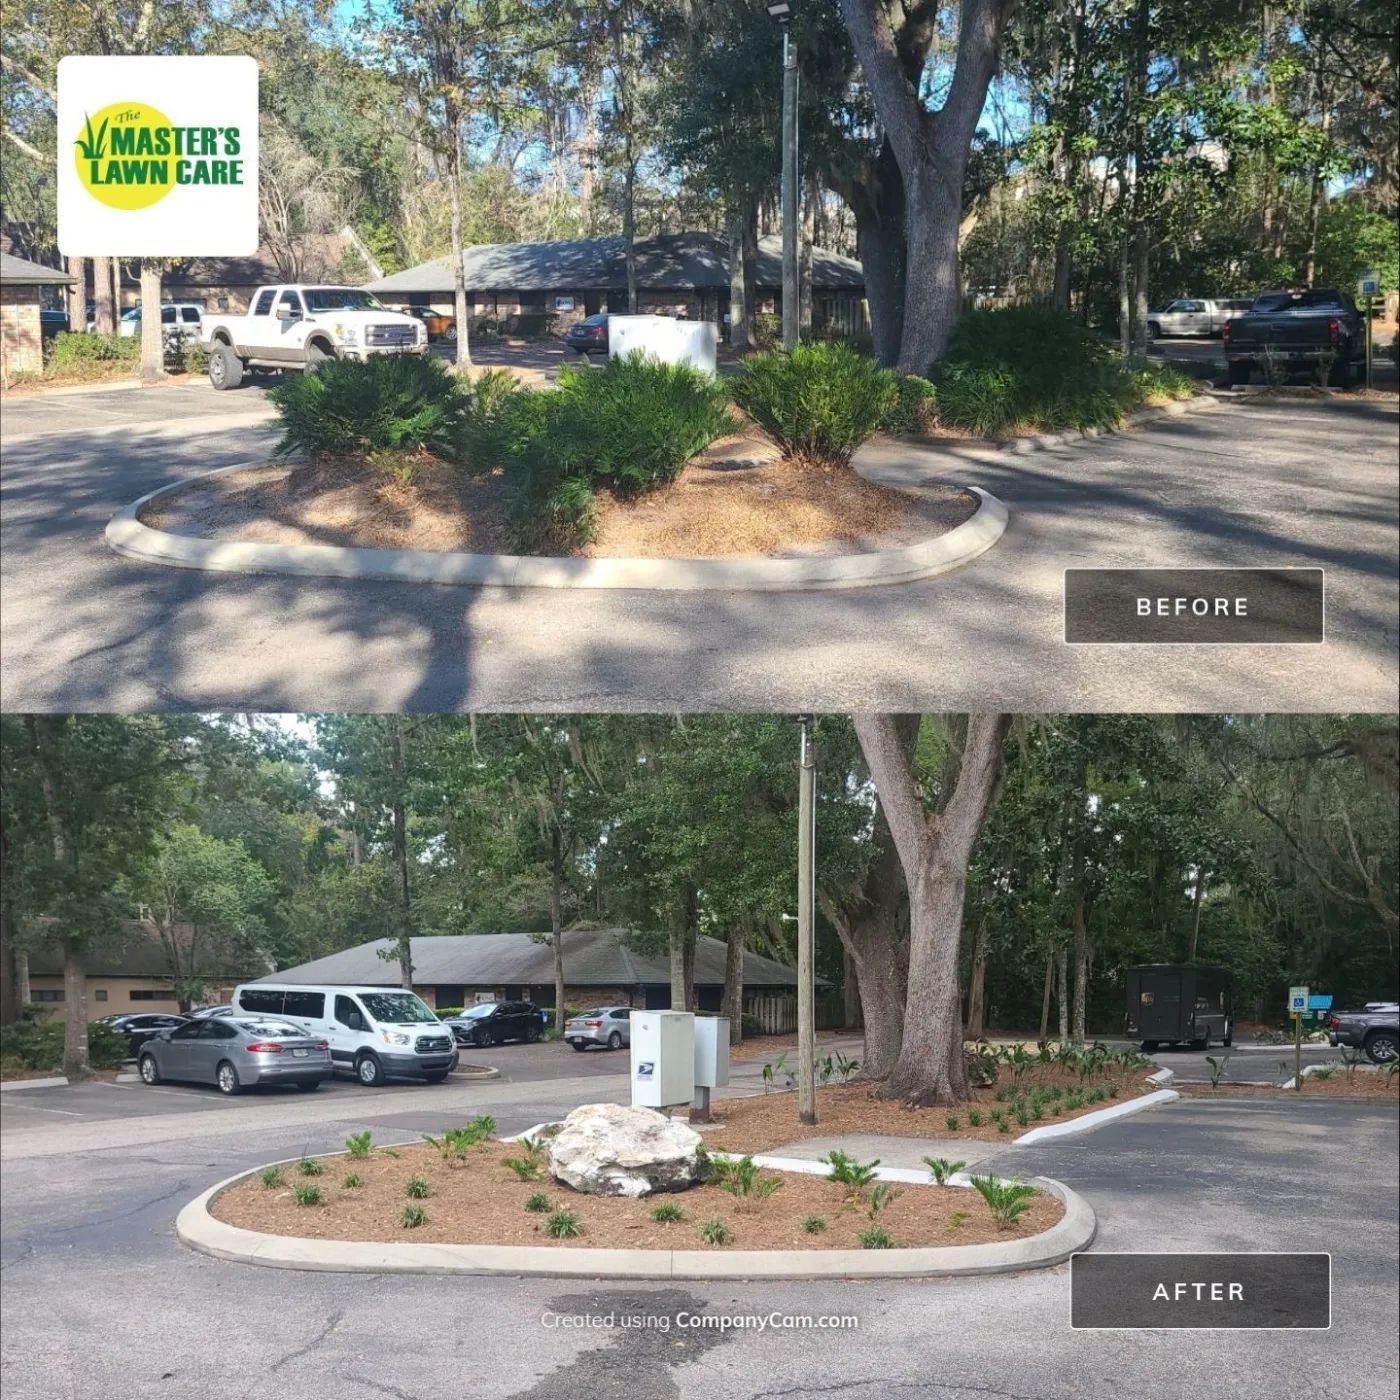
left=292, top=1048, right=309, bottom=1057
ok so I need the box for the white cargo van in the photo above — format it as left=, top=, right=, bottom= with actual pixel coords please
left=229, top=983, right=458, bottom=1086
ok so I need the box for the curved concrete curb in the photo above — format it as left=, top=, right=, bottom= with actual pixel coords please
left=105, top=464, right=1008, bottom=593
left=455, top=1064, right=502, bottom=1081
left=0, top=1076, right=69, bottom=1092
left=996, top=390, right=1222, bottom=454
left=176, top=1152, right=1094, bottom=1280
left=1012, top=1088, right=1179, bottom=1145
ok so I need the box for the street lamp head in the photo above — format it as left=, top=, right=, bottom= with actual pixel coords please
left=767, top=2, right=792, bottom=19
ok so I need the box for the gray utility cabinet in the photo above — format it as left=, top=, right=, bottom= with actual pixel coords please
left=1124, top=964, right=1233, bottom=1051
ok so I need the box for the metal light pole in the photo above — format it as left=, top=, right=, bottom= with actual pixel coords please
left=769, top=3, right=800, bottom=351
left=797, top=714, right=816, bottom=1125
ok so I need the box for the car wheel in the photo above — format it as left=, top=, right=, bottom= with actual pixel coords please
left=208, top=343, right=243, bottom=391
left=305, top=343, right=333, bottom=371
left=1226, top=360, right=1251, bottom=386
left=525, top=1024, right=541, bottom=1044
left=607, top=1031, right=623, bottom=1051
left=355, top=1052, right=386, bottom=1086
left=423, top=1071, right=450, bottom=1084
left=571, top=1041, right=587, bottom=1052
left=215, top=1061, right=241, bottom=1096
left=1364, top=1030, right=1398, bottom=1064
left=296, top=1080, right=320, bottom=1092
left=473, top=1029, right=491, bottom=1048
left=1146, top=322, right=1160, bottom=343
left=444, top=327, right=457, bottom=343
left=1141, top=1040, right=1158, bottom=1053
left=1327, top=356, right=1355, bottom=389
left=138, top=1053, right=161, bottom=1085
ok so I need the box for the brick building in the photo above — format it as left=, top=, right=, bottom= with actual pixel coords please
left=0, top=252, right=73, bottom=383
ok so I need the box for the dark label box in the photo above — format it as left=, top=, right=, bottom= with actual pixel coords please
left=1071, top=1253, right=1331, bottom=1329
left=1064, top=568, right=1325, bottom=644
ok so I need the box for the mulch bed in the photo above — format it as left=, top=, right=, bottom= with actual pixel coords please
left=1176, top=1075, right=1398, bottom=1100
left=211, top=1139, right=1062, bottom=1251
left=700, top=1067, right=1151, bottom=1151
left=145, top=435, right=977, bottom=561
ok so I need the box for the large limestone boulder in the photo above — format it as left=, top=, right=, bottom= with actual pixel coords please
left=546, top=1102, right=703, bottom=1198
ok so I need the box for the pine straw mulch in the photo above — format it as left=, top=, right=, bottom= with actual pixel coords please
left=1176, top=1074, right=1399, bottom=1100
left=145, top=435, right=977, bottom=561
left=698, top=1068, right=1152, bottom=1152
left=211, top=1139, right=1062, bottom=1251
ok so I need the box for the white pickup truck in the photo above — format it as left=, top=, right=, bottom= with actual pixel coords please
left=1145, top=297, right=1254, bottom=341
left=201, top=284, right=427, bottom=389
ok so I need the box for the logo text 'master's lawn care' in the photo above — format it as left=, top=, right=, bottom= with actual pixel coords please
left=75, top=101, right=245, bottom=211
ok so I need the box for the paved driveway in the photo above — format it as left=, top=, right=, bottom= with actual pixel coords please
left=2, top=385, right=1395, bottom=712
left=1, top=1072, right=1394, bottom=1400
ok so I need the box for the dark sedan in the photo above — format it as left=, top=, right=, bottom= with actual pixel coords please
left=1325, top=1003, right=1399, bottom=1063
left=444, top=1001, right=545, bottom=1047
left=103, top=1013, right=188, bottom=1057
left=562, top=314, right=609, bottom=358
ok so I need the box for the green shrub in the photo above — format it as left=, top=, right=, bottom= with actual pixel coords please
left=858, top=1227, right=894, bottom=1249
left=506, top=353, right=728, bottom=551
left=935, top=306, right=1132, bottom=436
left=1132, top=361, right=1196, bottom=401
left=259, top=1167, right=285, bottom=1189
left=651, top=1202, right=686, bottom=1223
left=525, top=1191, right=552, bottom=1213
left=292, top=1183, right=322, bottom=1206
left=342, top=1172, right=365, bottom=1189
left=268, top=353, right=468, bottom=459
left=0, top=1019, right=127, bottom=1072
left=923, top=1157, right=966, bottom=1187
left=883, top=375, right=938, bottom=435
left=970, top=1175, right=1038, bottom=1230
left=727, top=342, right=900, bottom=466
left=404, top=1176, right=431, bottom=1198
left=182, top=340, right=208, bottom=375
left=802, top=1215, right=826, bottom=1234
left=455, top=370, right=546, bottom=473
left=700, top=1218, right=733, bottom=1246
left=399, top=1204, right=428, bottom=1228
left=50, top=332, right=139, bottom=374
left=345, top=1131, right=373, bottom=1159
left=545, top=1208, right=581, bottom=1239
left=297, top=1157, right=325, bottom=1177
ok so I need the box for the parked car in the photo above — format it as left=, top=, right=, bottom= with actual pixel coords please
left=186, top=1004, right=234, bottom=1019
left=39, top=307, right=70, bottom=336
left=1222, top=288, right=1365, bottom=387
left=137, top=1015, right=332, bottom=1095
left=118, top=302, right=204, bottom=340
left=394, top=305, right=456, bottom=342
left=105, top=1013, right=189, bottom=1057
left=1325, top=1003, right=1399, bottom=1064
left=444, top=1001, right=545, bottom=1048
left=562, top=313, right=609, bottom=358
left=229, top=982, right=458, bottom=1085
left=1146, top=298, right=1253, bottom=341
left=564, top=1005, right=632, bottom=1052
left=202, top=285, right=427, bottom=390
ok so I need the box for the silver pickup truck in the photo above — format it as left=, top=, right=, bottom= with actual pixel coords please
left=1146, top=298, right=1254, bottom=341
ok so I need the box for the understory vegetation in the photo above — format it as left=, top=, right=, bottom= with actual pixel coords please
left=0, top=1017, right=128, bottom=1073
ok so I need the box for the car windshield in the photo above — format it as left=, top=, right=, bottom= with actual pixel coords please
left=573, top=1008, right=605, bottom=1018
left=302, top=288, right=387, bottom=313
left=458, top=1003, right=498, bottom=1019
left=359, top=991, right=438, bottom=1024
left=231, top=1019, right=307, bottom=1038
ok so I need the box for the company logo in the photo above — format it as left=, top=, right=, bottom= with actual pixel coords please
left=74, top=100, right=245, bottom=211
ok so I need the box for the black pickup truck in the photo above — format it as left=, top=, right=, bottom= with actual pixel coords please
left=1221, top=289, right=1365, bottom=387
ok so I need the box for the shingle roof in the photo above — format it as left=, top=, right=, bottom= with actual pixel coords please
left=27, top=920, right=261, bottom=979
left=257, top=929, right=819, bottom=989
left=367, top=233, right=864, bottom=295
left=1, top=252, right=74, bottom=286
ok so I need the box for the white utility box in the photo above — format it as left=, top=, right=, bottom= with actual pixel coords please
left=606, top=315, right=718, bottom=377
left=694, top=1016, right=730, bottom=1089
left=630, top=1010, right=696, bottom=1109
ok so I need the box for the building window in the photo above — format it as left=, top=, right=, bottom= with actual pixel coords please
left=130, top=989, right=177, bottom=1001
left=32, top=990, right=65, bottom=1002
left=95, top=989, right=108, bottom=1002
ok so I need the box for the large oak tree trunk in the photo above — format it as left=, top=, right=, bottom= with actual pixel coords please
left=63, top=946, right=90, bottom=1081
left=722, top=921, right=745, bottom=1045
left=92, top=256, right=115, bottom=335
left=854, top=713, right=1011, bottom=1105
left=848, top=145, right=907, bottom=366
left=138, top=261, right=166, bottom=381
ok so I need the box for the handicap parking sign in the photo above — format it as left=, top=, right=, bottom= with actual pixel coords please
left=1288, top=986, right=1309, bottom=1013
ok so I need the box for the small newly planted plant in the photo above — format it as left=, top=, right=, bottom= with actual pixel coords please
left=967, top=1109, right=983, bottom=1128
left=762, top=1052, right=795, bottom=1093
left=700, top=1218, right=733, bottom=1246
left=923, top=1157, right=966, bottom=1187
left=1205, top=1055, right=1230, bottom=1089
left=996, top=1119, right=1011, bottom=1134
left=292, top=1183, right=322, bottom=1206
left=971, top=1175, right=1039, bottom=1230
left=545, top=1209, right=582, bottom=1239
left=1014, top=1107, right=1030, bottom=1126
left=822, top=1150, right=879, bottom=1202
left=259, top=1166, right=284, bottom=1190
left=651, top=1202, right=686, bottom=1224
left=524, top=1192, right=552, bottom=1213
left=1106, top=1084, right=1120, bottom=1099
left=1311, top=1065, right=1336, bottom=1081
left=1340, top=1048, right=1366, bottom=1082
left=834, top=1051, right=861, bottom=1084
left=712, top=1154, right=783, bottom=1206
left=399, top=1204, right=427, bottom=1228
left=342, top=1172, right=365, bottom=1189
left=503, top=1155, right=544, bottom=1182
left=404, top=1176, right=432, bottom=1199
left=944, top=1114, right=960, bottom=1132
left=867, top=1183, right=901, bottom=1221
left=815, top=1053, right=835, bottom=1087
left=1030, top=1105, right=1045, bottom=1120
left=297, top=1157, right=325, bottom=1177
left=466, top=1115, right=498, bottom=1143
left=858, top=1227, right=894, bottom=1249
left=948, top=1211, right=971, bottom=1229
left=424, top=1128, right=476, bottom=1165
left=1383, top=1061, right=1399, bottom=1088
left=802, top=1215, right=827, bottom=1235
left=344, top=1131, right=373, bottom=1160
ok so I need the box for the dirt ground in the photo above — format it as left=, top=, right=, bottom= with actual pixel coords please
left=699, top=1068, right=1151, bottom=1151
left=146, top=436, right=977, bottom=560
left=212, top=1139, right=1063, bottom=1251
left=1176, top=1074, right=1398, bottom=1100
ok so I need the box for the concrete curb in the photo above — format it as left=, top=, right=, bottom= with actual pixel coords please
left=105, top=464, right=1008, bottom=594
left=1280, top=1061, right=1377, bottom=1090
left=1011, top=1089, right=1179, bottom=1145
left=994, top=390, right=1222, bottom=455
left=0, top=1076, right=69, bottom=1092
left=176, top=1151, right=1095, bottom=1280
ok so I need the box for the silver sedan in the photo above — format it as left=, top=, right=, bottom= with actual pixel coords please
left=137, top=1016, right=332, bottom=1095
left=564, top=1006, right=632, bottom=1051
